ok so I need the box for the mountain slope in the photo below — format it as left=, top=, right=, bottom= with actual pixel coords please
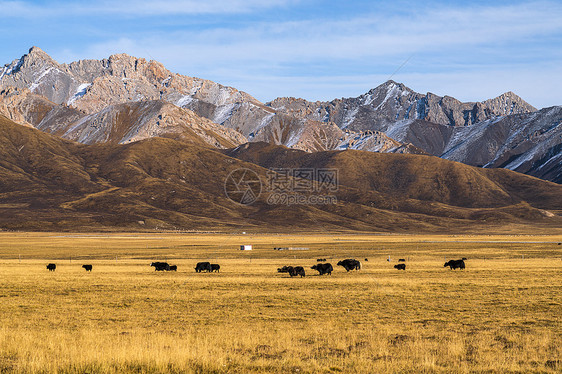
left=268, top=80, right=537, bottom=131
left=367, top=107, right=562, bottom=183
left=224, top=143, right=562, bottom=210
left=0, top=113, right=271, bottom=230
left=0, top=48, right=440, bottom=155
left=2, top=115, right=561, bottom=232
left=0, top=47, right=271, bottom=132
left=439, top=106, right=562, bottom=183
left=0, top=86, right=247, bottom=148
left=58, top=100, right=247, bottom=147
left=2, top=47, right=559, bottom=184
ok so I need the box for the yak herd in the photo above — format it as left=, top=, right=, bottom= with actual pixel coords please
left=44, top=258, right=468, bottom=275
left=278, top=257, right=466, bottom=277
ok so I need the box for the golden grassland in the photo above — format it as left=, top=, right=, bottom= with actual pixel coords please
left=0, top=232, right=561, bottom=373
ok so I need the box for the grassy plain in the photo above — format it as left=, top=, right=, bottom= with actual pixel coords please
left=0, top=232, right=561, bottom=373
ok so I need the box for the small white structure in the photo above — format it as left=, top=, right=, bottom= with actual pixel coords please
left=240, top=245, right=253, bottom=251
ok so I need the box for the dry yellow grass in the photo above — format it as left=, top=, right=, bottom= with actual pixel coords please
left=0, top=232, right=561, bottom=373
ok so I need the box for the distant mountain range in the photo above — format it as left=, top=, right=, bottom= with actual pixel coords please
left=1, top=114, right=561, bottom=232
left=0, top=47, right=561, bottom=232
left=1, top=47, right=560, bottom=183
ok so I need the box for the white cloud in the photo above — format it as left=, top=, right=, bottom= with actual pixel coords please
left=10, top=0, right=562, bottom=108
left=0, top=0, right=299, bottom=17
left=59, top=1, right=562, bottom=65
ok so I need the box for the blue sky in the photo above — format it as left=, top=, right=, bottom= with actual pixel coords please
left=0, top=0, right=561, bottom=108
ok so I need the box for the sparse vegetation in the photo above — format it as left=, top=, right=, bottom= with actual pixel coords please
left=0, top=232, right=560, bottom=373
left=2, top=114, right=562, bottom=233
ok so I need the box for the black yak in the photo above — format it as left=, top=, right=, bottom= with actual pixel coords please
left=311, top=263, right=333, bottom=275
left=195, top=262, right=212, bottom=273
left=337, top=259, right=361, bottom=272
left=277, top=266, right=305, bottom=277
left=151, top=262, right=170, bottom=271
left=444, top=259, right=465, bottom=270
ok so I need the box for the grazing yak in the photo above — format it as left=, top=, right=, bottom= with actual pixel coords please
left=46, top=263, right=56, bottom=271
left=311, top=263, right=333, bottom=275
left=316, top=258, right=327, bottom=262
left=82, top=264, right=93, bottom=272
left=277, top=266, right=306, bottom=277
left=195, top=262, right=212, bottom=273
left=337, top=259, right=361, bottom=272
left=394, top=264, right=406, bottom=270
left=210, top=264, right=220, bottom=272
left=150, top=262, right=170, bottom=271
left=444, top=259, right=465, bottom=270
left=168, top=265, right=177, bottom=271
left=398, top=259, right=406, bottom=262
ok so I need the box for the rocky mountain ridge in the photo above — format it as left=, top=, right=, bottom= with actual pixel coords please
left=0, top=48, right=422, bottom=154
left=1, top=47, right=560, bottom=183
left=374, top=107, right=562, bottom=183
left=267, top=80, right=537, bottom=131
left=0, top=87, right=247, bottom=148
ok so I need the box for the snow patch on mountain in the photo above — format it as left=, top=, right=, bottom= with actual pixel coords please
left=503, top=149, right=537, bottom=170
left=375, top=82, right=399, bottom=111
left=29, top=67, right=55, bottom=92
left=0, top=66, right=13, bottom=80
left=535, top=152, right=562, bottom=172
left=216, top=87, right=233, bottom=106
left=213, top=103, right=238, bottom=124
left=61, top=112, right=95, bottom=140
left=362, top=93, right=375, bottom=106
left=285, top=125, right=306, bottom=147
left=385, top=119, right=415, bottom=142
left=67, top=83, right=91, bottom=105
left=175, top=95, right=193, bottom=107
left=161, top=76, right=171, bottom=86
left=341, top=107, right=358, bottom=128
left=440, top=119, right=493, bottom=161
left=248, top=112, right=275, bottom=140
left=0, top=58, right=23, bottom=80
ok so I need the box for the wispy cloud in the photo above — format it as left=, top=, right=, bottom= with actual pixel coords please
left=0, top=0, right=298, bottom=17
left=65, top=2, right=562, bottom=71
left=2, top=1, right=561, bottom=108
